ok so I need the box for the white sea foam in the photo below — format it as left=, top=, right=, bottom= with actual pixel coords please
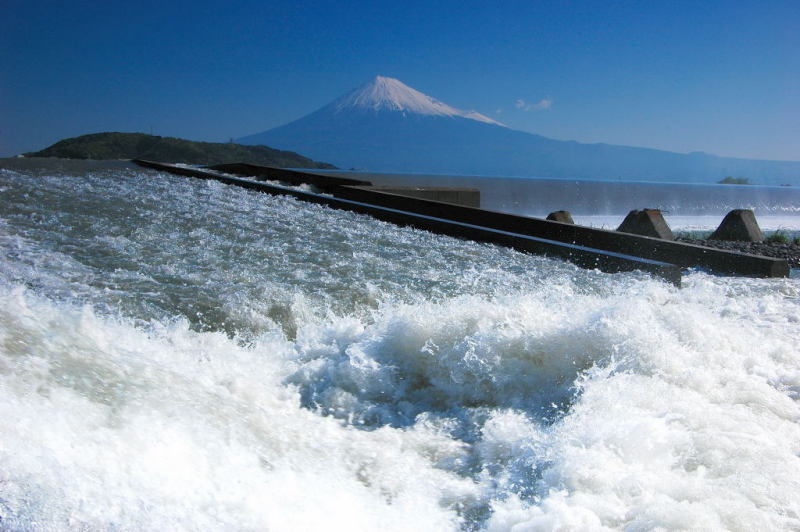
left=486, top=275, right=800, bottom=530
left=1, top=164, right=799, bottom=530
left=0, top=284, right=477, bottom=530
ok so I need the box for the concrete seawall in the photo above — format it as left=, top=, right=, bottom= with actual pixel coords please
left=133, top=159, right=683, bottom=285
left=210, top=163, right=480, bottom=207
left=328, top=184, right=788, bottom=278
left=133, top=160, right=791, bottom=283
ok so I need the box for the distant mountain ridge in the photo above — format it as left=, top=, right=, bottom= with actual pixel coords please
left=25, top=132, right=336, bottom=169
left=239, top=76, right=799, bottom=184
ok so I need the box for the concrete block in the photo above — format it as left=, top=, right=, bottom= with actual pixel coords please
left=710, top=209, right=764, bottom=242
left=546, top=210, right=575, bottom=224
left=617, top=209, right=674, bottom=240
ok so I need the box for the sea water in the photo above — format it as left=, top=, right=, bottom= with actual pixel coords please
left=1, top=163, right=799, bottom=530
left=324, top=170, right=800, bottom=232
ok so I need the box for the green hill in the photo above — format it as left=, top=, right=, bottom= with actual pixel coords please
left=24, top=132, right=336, bottom=169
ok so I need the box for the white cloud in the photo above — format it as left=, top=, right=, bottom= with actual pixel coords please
left=516, top=98, right=553, bottom=111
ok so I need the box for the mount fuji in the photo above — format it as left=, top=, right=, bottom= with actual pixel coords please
left=239, top=76, right=800, bottom=184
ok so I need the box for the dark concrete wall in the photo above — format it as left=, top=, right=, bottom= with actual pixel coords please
left=133, top=160, right=789, bottom=280
left=210, top=163, right=480, bottom=207
left=326, top=184, right=788, bottom=278
left=133, top=160, right=682, bottom=285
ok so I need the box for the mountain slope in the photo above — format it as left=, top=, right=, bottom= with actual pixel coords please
left=239, top=76, right=799, bottom=184
left=25, top=132, right=336, bottom=168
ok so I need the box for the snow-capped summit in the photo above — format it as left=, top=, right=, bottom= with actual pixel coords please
left=331, top=76, right=504, bottom=126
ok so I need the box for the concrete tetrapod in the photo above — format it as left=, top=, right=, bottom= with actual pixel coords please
left=710, top=209, right=764, bottom=242
left=617, top=209, right=675, bottom=240
left=547, top=211, right=575, bottom=224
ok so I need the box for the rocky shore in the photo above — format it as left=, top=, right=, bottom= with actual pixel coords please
left=676, top=237, right=800, bottom=269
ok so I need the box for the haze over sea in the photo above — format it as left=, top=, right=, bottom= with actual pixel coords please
left=1, top=160, right=799, bottom=530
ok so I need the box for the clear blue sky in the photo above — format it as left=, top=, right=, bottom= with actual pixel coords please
left=1, top=0, right=797, bottom=160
